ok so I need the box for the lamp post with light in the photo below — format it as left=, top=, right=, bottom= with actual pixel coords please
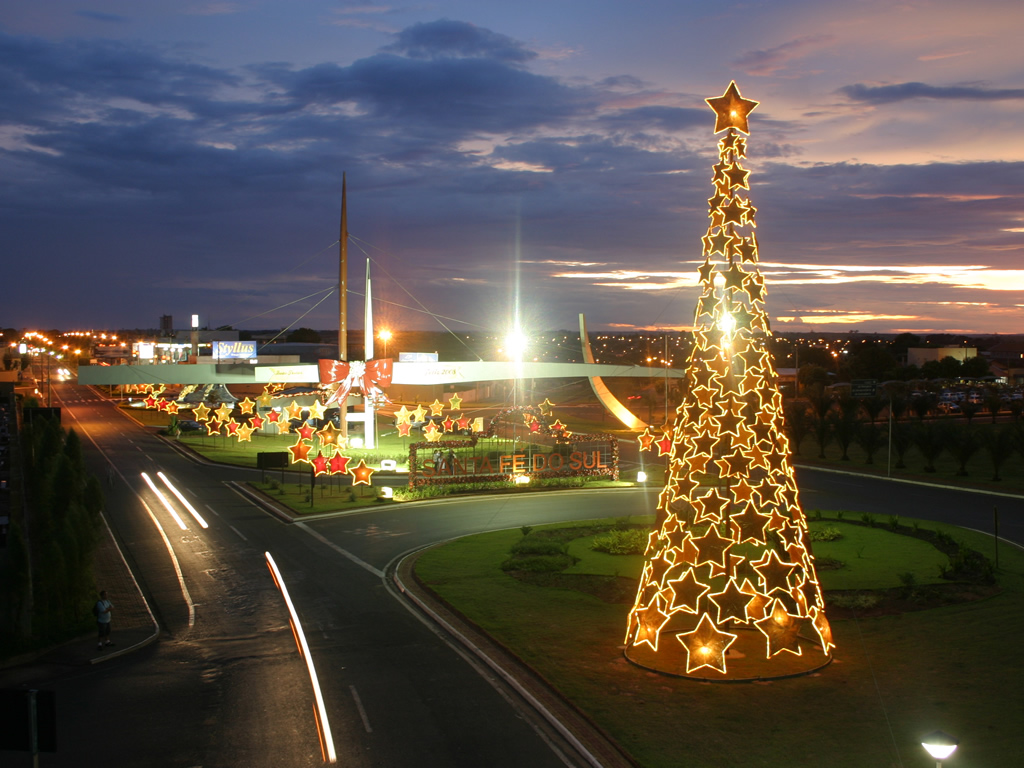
left=921, top=731, right=958, bottom=768
left=379, top=329, right=392, bottom=359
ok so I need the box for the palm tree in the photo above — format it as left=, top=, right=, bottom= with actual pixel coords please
left=959, top=401, right=981, bottom=424
left=914, top=422, right=946, bottom=473
left=783, top=401, right=812, bottom=457
left=983, top=392, right=1003, bottom=424
left=855, top=421, right=886, bottom=465
left=890, top=422, right=913, bottom=469
left=911, top=394, right=936, bottom=421
left=946, top=423, right=981, bottom=476
left=829, top=409, right=860, bottom=461
left=860, top=396, right=887, bottom=424
left=982, top=425, right=1015, bottom=481
left=812, top=411, right=833, bottom=459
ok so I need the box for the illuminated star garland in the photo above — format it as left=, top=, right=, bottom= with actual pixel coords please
left=626, top=82, right=833, bottom=680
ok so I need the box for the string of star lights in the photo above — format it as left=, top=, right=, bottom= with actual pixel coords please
left=626, top=82, right=834, bottom=681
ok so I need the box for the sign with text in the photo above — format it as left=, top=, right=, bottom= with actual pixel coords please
left=214, top=340, right=257, bottom=360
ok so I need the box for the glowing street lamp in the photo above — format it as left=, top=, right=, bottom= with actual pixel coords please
left=921, top=731, right=958, bottom=767
left=378, top=329, right=392, bottom=359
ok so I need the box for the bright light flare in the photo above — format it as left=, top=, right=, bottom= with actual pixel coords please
left=265, top=552, right=337, bottom=764
left=505, top=330, right=529, bottom=360
left=140, top=472, right=187, bottom=530
left=157, top=472, right=209, bottom=529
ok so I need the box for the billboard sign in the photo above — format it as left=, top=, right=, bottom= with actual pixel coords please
left=214, top=340, right=257, bottom=360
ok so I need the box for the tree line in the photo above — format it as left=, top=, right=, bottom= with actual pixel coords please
left=0, top=415, right=104, bottom=656
left=785, top=391, right=1024, bottom=481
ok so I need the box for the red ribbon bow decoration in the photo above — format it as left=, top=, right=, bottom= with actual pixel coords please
left=318, top=358, right=393, bottom=406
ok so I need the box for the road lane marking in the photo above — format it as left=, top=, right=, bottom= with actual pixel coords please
left=350, top=685, right=372, bottom=733
left=265, top=552, right=337, bottom=764
left=229, top=525, right=249, bottom=542
left=295, top=523, right=385, bottom=578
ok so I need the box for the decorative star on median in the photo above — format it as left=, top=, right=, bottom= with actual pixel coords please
left=447, top=393, right=463, bottom=411
left=238, top=397, right=256, bottom=415
left=312, top=452, right=329, bottom=476
left=328, top=452, right=351, bottom=475
left=349, top=459, right=375, bottom=486
left=307, top=399, right=326, bottom=421
left=288, top=438, right=311, bottom=464
left=192, top=402, right=211, bottom=422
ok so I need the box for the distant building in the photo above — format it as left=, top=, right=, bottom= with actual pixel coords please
left=907, top=347, right=976, bottom=367
left=160, top=315, right=174, bottom=333
left=985, top=341, right=1024, bottom=385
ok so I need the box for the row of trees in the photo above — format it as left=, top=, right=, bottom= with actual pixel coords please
left=0, top=416, right=104, bottom=655
left=785, top=397, right=1024, bottom=481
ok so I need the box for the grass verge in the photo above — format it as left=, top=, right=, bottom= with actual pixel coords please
left=415, top=515, right=1024, bottom=768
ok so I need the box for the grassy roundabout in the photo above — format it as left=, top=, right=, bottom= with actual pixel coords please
left=415, top=514, right=1023, bottom=768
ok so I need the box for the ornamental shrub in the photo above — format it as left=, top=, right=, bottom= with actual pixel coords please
left=591, top=528, right=648, bottom=555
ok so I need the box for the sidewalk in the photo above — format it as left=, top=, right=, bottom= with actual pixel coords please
left=0, top=516, right=159, bottom=686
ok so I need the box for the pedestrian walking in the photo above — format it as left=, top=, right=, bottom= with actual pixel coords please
left=94, top=590, right=114, bottom=650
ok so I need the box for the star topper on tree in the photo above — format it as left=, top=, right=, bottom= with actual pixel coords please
left=625, top=82, right=833, bottom=681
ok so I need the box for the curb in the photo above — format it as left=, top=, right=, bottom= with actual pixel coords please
left=388, top=547, right=638, bottom=768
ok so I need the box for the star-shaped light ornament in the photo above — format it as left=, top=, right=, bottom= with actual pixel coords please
left=623, top=83, right=831, bottom=680
left=285, top=401, right=304, bottom=421
left=328, top=452, right=351, bottom=475
left=428, top=399, right=445, bottom=417
left=677, top=614, right=737, bottom=674
left=312, top=452, right=330, bottom=477
left=395, top=405, right=412, bottom=425
left=349, top=459, right=375, bottom=486
left=637, top=428, right=656, bottom=452
left=705, top=81, right=759, bottom=134
left=193, top=402, right=211, bottom=422
left=288, top=438, right=311, bottom=465
left=257, top=390, right=273, bottom=409
left=538, top=398, right=555, bottom=416
left=423, top=422, right=442, bottom=442
left=397, top=422, right=412, bottom=437
left=215, top=403, right=233, bottom=422
left=317, top=421, right=341, bottom=447
left=412, top=405, right=427, bottom=423
left=236, top=423, right=255, bottom=442
left=296, top=423, right=316, bottom=441
left=447, top=393, right=463, bottom=411
left=238, top=397, right=256, bottom=415
left=307, top=399, right=326, bottom=421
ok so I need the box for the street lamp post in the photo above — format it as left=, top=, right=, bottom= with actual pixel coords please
left=921, top=730, right=958, bottom=768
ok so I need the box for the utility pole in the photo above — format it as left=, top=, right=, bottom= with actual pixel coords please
left=339, top=174, right=348, bottom=440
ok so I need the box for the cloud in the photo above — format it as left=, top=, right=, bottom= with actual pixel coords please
left=384, top=19, right=537, bottom=63
left=839, top=81, right=1024, bottom=104
left=733, top=35, right=835, bottom=76
left=74, top=10, right=131, bottom=23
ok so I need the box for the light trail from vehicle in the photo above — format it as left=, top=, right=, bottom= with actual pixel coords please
left=157, top=471, right=209, bottom=528
left=141, top=472, right=187, bottom=530
left=265, top=551, right=338, bottom=764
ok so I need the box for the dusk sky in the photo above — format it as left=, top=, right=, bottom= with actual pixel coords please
left=3, top=1, right=1023, bottom=338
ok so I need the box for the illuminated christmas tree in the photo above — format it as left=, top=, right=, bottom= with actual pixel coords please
left=625, top=82, right=834, bottom=680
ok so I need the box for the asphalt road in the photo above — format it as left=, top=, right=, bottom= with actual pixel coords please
left=5, top=380, right=1022, bottom=767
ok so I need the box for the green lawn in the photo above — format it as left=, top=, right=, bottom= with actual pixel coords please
left=416, top=515, right=1024, bottom=768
